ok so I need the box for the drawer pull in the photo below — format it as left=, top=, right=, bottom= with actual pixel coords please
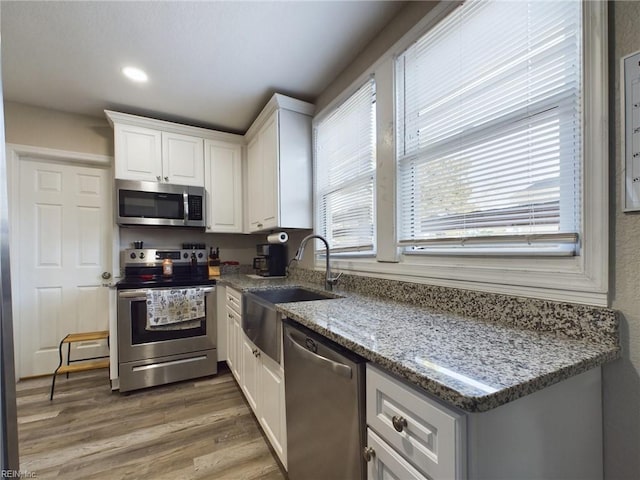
left=392, top=415, right=408, bottom=432
left=363, top=446, right=376, bottom=462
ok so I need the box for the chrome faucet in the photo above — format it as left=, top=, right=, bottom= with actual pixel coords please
left=295, top=234, right=341, bottom=291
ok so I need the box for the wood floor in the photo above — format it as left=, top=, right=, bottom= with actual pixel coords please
left=16, top=366, right=286, bottom=479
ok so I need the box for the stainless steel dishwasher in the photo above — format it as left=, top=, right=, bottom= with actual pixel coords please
left=283, top=319, right=366, bottom=480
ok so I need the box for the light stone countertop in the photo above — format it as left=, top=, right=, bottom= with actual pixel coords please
left=218, top=274, right=620, bottom=412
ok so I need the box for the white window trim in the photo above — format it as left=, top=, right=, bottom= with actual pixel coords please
left=313, top=0, right=608, bottom=306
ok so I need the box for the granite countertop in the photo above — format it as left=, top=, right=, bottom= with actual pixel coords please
left=218, top=274, right=620, bottom=413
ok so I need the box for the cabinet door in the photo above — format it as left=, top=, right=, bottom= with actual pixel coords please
left=247, top=136, right=263, bottom=231
left=259, top=352, right=287, bottom=468
left=204, top=140, right=243, bottom=233
left=161, top=132, right=205, bottom=186
left=114, top=124, right=162, bottom=181
left=366, top=429, right=428, bottom=480
left=367, top=365, right=464, bottom=480
left=240, top=334, right=259, bottom=412
left=258, top=111, right=279, bottom=230
left=226, top=306, right=238, bottom=379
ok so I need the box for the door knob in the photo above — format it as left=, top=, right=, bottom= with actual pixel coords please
left=101, top=272, right=112, bottom=280
left=363, top=446, right=375, bottom=462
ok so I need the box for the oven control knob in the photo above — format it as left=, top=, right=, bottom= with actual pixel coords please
left=183, top=253, right=189, bottom=259
left=140, top=252, right=145, bottom=259
left=130, top=252, right=136, bottom=259
left=198, top=252, right=204, bottom=259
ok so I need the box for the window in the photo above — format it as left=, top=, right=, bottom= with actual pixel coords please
left=312, top=0, right=607, bottom=305
left=396, top=0, right=582, bottom=255
left=315, top=79, right=376, bottom=254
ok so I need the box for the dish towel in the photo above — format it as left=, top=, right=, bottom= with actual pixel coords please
left=146, top=288, right=205, bottom=331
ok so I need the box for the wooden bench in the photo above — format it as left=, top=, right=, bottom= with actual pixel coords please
left=50, top=330, right=110, bottom=400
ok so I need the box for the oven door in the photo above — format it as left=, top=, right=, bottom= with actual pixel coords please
left=117, top=286, right=216, bottom=363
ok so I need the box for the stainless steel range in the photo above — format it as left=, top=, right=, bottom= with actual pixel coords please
left=116, top=248, right=217, bottom=392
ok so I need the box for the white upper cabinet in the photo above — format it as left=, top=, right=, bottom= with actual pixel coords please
left=113, top=124, right=162, bottom=182
left=162, top=132, right=204, bottom=186
left=244, top=94, right=314, bottom=233
left=204, top=140, right=243, bottom=233
left=106, top=110, right=242, bottom=189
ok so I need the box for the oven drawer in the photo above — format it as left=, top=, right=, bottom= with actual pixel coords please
left=119, top=348, right=217, bottom=392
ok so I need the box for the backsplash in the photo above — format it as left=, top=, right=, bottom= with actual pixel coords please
left=288, top=267, right=619, bottom=348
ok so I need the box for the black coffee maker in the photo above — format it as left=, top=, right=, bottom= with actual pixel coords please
left=253, top=244, right=287, bottom=277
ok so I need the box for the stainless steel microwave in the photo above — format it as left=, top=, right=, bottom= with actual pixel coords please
left=116, top=179, right=205, bottom=228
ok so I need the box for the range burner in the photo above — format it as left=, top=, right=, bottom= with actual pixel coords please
left=117, top=248, right=216, bottom=290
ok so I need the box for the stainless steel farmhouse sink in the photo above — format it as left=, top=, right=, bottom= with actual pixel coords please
left=242, top=287, right=340, bottom=363
left=248, top=287, right=339, bottom=304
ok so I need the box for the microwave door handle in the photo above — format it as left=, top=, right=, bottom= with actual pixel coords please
left=183, top=192, right=189, bottom=225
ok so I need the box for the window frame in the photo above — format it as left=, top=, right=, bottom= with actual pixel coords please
left=311, top=0, right=608, bottom=306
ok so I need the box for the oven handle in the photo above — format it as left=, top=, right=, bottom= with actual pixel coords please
left=118, top=286, right=215, bottom=299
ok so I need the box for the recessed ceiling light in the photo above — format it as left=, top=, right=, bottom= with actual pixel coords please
left=122, top=66, right=148, bottom=83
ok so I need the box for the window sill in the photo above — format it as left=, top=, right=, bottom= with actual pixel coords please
left=322, top=255, right=608, bottom=306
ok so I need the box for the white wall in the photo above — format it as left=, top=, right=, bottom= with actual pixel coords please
left=605, top=2, right=640, bottom=478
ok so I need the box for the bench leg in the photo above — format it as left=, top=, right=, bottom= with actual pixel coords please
left=50, top=335, right=67, bottom=401
left=49, top=374, right=57, bottom=401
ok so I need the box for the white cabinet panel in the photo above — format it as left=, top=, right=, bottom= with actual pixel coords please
left=204, top=140, right=243, bottom=232
left=225, top=288, right=242, bottom=381
left=247, top=136, right=262, bottom=231
left=258, top=112, right=279, bottom=230
left=244, top=94, right=313, bottom=233
left=367, top=364, right=465, bottom=480
left=162, top=132, right=204, bottom=186
left=259, top=352, right=287, bottom=467
left=240, top=335, right=259, bottom=412
left=367, top=429, right=429, bottom=480
left=114, top=124, right=162, bottom=182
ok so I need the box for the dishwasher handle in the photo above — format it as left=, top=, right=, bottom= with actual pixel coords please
left=285, top=330, right=352, bottom=379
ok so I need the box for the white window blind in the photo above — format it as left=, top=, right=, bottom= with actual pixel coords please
left=396, top=0, right=582, bottom=253
left=315, top=79, right=376, bottom=253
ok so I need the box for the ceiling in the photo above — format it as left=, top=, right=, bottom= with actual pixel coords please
left=0, top=1, right=406, bottom=135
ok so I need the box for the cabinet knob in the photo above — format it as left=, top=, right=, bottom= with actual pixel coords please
left=257, top=223, right=263, bottom=228
left=164, top=176, right=169, bottom=182
left=156, top=175, right=161, bottom=181
left=392, top=415, right=408, bottom=433
left=363, top=446, right=376, bottom=462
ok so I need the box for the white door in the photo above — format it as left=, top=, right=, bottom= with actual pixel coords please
left=16, top=158, right=112, bottom=378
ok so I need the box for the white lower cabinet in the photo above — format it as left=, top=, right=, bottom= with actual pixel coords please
left=224, top=287, right=242, bottom=381
left=367, top=429, right=429, bottom=480
left=366, top=364, right=465, bottom=480
left=224, top=287, right=287, bottom=469
left=258, top=351, right=287, bottom=466
left=240, top=334, right=260, bottom=412
left=366, top=364, right=605, bottom=480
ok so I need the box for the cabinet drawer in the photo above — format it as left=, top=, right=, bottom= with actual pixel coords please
left=226, top=288, right=242, bottom=314
left=366, top=364, right=465, bottom=480
left=366, top=428, right=429, bottom=480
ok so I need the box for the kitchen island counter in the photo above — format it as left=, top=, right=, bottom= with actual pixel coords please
left=218, top=273, right=619, bottom=412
